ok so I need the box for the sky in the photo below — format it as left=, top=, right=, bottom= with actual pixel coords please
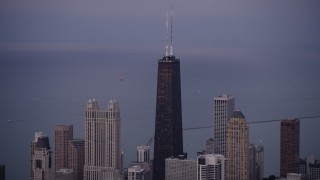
left=0, top=0, right=320, bottom=179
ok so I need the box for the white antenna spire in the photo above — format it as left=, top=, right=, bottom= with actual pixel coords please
left=169, top=6, right=173, bottom=56
left=165, top=11, right=169, bottom=57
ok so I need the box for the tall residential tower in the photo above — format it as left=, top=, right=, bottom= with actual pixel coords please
left=280, top=118, right=300, bottom=178
left=153, top=9, right=183, bottom=180
left=214, top=94, right=235, bottom=156
left=55, top=125, right=73, bottom=171
left=226, top=110, right=249, bottom=180
left=84, top=99, right=122, bottom=180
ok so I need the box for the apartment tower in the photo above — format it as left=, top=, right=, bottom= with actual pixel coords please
left=226, top=110, right=249, bottom=180
left=31, top=132, right=53, bottom=180
left=214, top=94, right=235, bottom=156
left=84, top=99, right=122, bottom=180
left=280, top=118, right=300, bottom=178
left=153, top=10, right=183, bottom=180
left=55, top=125, right=73, bottom=171
left=197, top=154, right=225, bottom=180
left=68, top=139, right=85, bottom=180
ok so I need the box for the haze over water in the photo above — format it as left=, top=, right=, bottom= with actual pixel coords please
left=1, top=1, right=320, bottom=179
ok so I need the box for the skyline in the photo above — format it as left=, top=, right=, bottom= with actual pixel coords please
left=1, top=0, right=320, bottom=179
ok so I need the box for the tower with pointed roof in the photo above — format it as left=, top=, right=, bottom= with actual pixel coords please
left=226, top=110, right=249, bottom=180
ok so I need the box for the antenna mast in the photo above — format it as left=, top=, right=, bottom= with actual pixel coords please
left=169, top=6, right=173, bottom=56
left=165, top=11, right=169, bottom=57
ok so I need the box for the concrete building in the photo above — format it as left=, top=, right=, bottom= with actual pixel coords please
left=249, top=144, right=264, bottom=180
left=214, top=94, right=235, bottom=156
left=197, top=154, right=225, bottom=180
left=205, top=138, right=214, bottom=154
left=127, top=165, right=144, bottom=180
left=280, top=119, right=300, bottom=178
left=56, top=169, right=73, bottom=180
left=84, top=99, right=122, bottom=180
left=287, top=173, right=305, bottom=180
left=68, top=139, right=84, bottom=180
left=165, top=155, right=197, bottom=180
left=309, top=160, right=320, bottom=180
left=31, top=132, right=53, bottom=180
left=55, top=125, right=73, bottom=171
left=137, top=145, right=150, bottom=163
left=226, top=110, right=249, bottom=180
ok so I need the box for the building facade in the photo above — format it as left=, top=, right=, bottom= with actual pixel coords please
left=84, top=99, right=122, bottom=180
left=205, top=138, right=214, bottom=154
left=31, top=132, right=53, bottom=180
left=280, top=119, right=300, bottom=178
left=0, top=165, right=5, bottom=180
left=137, top=145, right=150, bottom=163
left=197, top=154, right=225, bottom=180
left=226, top=110, right=249, bottom=180
left=153, top=12, right=183, bottom=179
left=55, top=125, right=73, bottom=171
left=55, top=169, right=73, bottom=180
left=165, top=155, right=197, bottom=180
left=214, top=94, right=235, bottom=156
left=127, top=165, right=144, bottom=180
left=248, top=144, right=264, bottom=180
left=68, top=139, right=84, bottom=180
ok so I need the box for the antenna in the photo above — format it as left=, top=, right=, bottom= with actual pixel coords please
left=165, top=11, right=169, bottom=57
left=169, top=6, right=173, bottom=56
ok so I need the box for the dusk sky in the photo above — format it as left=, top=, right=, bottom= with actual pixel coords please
left=1, top=0, right=320, bottom=179
left=1, top=0, right=320, bottom=58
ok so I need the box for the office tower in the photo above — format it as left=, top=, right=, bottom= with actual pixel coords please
left=197, top=154, right=225, bottom=180
left=137, top=145, right=150, bottom=162
left=226, top=110, right=249, bottom=180
left=56, top=169, right=73, bottom=180
left=31, top=132, right=53, bottom=180
left=55, top=125, right=73, bottom=171
left=205, top=138, right=214, bottom=154
left=68, top=139, right=84, bottom=180
left=0, top=165, right=5, bottom=180
left=249, top=144, right=264, bottom=180
left=165, top=155, right=197, bottom=180
left=280, top=118, right=300, bottom=178
left=128, top=165, right=144, bottom=180
left=84, top=99, right=122, bottom=180
left=309, top=160, right=320, bottom=180
left=153, top=10, right=183, bottom=180
left=214, top=94, right=235, bottom=156
left=287, top=173, right=305, bottom=180
left=299, top=158, right=306, bottom=176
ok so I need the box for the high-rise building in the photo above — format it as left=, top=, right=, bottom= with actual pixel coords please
left=165, top=155, right=197, bottom=180
left=226, top=110, right=249, bottom=180
left=0, top=164, right=5, bottom=180
left=128, top=165, right=145, bottom=180
left=68, top=139, right=84, bottom=180
left=84, top=99, right=122, bottom=180
left=31, top=132, right=53, bottom=180
left=309, top=160, right=320, bottom=180
left=248, top=144, right=264, bottom=180
left=197, top=154, right=225, bottom=180
left=280, top=118, right=300, bottom=178
left=214, top=94, right=235, bottom=156
left=153, top=10, right=183, bottom=180
left=205, top=138, right=214, bottom=154
left=137, top=145, right=150, bottom=163
left=55, top=169, right=73, bottom=180
left=55, top=125, right=73, bottom=171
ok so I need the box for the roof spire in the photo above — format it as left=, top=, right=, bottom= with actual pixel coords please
left=165, top=5, right=174, bottom=58
left=165, top=10, right=169, bottom=57
left=169, top=5, right=173, bottom=56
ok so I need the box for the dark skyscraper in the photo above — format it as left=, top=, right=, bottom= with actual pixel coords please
left=280, top=118, right=300, bottom=178
left=153, top=10, right=183, bottom=180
